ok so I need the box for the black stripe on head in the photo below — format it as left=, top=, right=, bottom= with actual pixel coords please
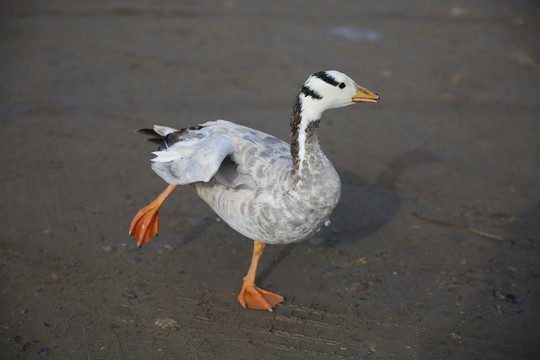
left=312, top=71, right=339, bottom=87
left=300, top=85, right=322, bottom=100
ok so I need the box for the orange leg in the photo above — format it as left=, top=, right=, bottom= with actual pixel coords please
left=238, top=240, right=285, bottom=311
left=129, top=184, right=178, bottom=247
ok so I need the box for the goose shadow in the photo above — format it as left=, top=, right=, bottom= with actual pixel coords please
left=257, top=148, right=440, bottom=283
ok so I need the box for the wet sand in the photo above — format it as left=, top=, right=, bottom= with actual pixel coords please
left=1, top=1, right=539, bottom=359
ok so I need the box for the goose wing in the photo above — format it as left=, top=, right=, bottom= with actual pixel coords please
left=142, top=120, right=292, bottom=188
left=146, top=122, right=235, bottom=185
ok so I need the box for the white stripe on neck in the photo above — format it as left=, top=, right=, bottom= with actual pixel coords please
left=296, top=94, right=323, bottom=173
left=297, top=120, right=307, bottom=172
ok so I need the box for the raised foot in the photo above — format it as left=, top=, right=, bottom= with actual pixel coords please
left=238, top=284, right=285, bottom=311
left=129, top=201, right=160, bottom=247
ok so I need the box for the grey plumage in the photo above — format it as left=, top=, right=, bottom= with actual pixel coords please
left=140, top=70, right=379, bottom=245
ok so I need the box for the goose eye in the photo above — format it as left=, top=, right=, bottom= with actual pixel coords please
left=339, top=83, right=346, bottom=89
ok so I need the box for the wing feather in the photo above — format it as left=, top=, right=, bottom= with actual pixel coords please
left=141, top=120, right=292, bottom=188
left=150, top=126, right=235, bottom=185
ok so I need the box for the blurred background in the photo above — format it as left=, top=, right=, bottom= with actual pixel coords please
left=1, top=1, right=539, bottom=359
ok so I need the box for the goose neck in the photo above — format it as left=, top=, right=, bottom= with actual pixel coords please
left=290, top=95, right=323, bottom=173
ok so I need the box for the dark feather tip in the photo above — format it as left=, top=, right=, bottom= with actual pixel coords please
left=136, top=128, right=159, bottom=136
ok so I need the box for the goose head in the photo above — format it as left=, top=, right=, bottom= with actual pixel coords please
left=298, top=70, right=379, bottom=121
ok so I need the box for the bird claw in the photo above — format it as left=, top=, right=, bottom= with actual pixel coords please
left=238, top=284, right=285, bottom=311
left=130, top=202, right=160, bottom=247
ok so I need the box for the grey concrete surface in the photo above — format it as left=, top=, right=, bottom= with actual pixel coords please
left=1, top=1, right=539, bottom=359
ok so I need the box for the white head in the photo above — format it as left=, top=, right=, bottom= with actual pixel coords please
left=298, top=70, right=379, bottom=121
left=290, top=71, right=379, bottom=172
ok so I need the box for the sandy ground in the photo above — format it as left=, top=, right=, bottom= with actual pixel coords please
left=1, top=1, right=540, bottom=359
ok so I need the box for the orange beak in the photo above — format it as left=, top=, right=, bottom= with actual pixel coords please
left=352, top=83, right=380, bottom=103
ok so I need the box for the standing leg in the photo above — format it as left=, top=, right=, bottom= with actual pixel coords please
left=130, top=184, right=178, bottom=247
left=237, top=240, right=285, bottom=310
